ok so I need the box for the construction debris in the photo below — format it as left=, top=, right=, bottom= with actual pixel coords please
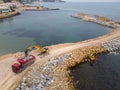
left=102, top=36, right=120, bottom=54
left=15, top=54, right=72, bottom=90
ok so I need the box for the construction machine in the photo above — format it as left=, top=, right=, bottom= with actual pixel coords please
left=12, top=45, right=48, bottom=73
left=101, top=17, right=109, bottom=22
left=12, top=55, right=36, bottom=73
left=24, top=45, right=49, bottom=57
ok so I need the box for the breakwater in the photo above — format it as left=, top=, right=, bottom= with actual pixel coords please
left=19, top=5, right=60, bottom=11
left=0, top=11, right=20, bottom=19
left=14, top=28, right=120, bottom=90
left=19, top=6, right=49, bottom=11
left=0, top=13, right=120, bottom=90
left=71, top=13, right=120, bottom=29
left=15, top=44, right=107, bottom=90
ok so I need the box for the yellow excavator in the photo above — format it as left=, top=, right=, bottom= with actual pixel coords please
left=24, top=45, right=49, bottom=56
left=101, top=17, right=108, bottom=22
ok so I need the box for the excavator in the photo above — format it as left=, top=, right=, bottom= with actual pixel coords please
left=24, top=45, right=49, bottom=57
left=12, top=45, right=49, bottom=73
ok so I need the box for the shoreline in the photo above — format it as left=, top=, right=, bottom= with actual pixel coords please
left=18, top=5, right=49, bottom=11
left=0, top=2, right=59, bottom=19
left=18, top=5, right=60, bottom=11
left=0, top=11, right=20, bottom=19
left=0, top=13, right=120, bottom=90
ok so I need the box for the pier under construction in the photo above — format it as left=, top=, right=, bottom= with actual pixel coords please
left=72, top=13, right=120, bottom=29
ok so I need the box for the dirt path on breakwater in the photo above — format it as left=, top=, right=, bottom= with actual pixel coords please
left=0, top=28, right=120, bottom=90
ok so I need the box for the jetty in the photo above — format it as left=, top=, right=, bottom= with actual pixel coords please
left=0, top=13, right=120, bottom=90
left=19, top=4, right=60, bottom=11
left=0, top=11, right=19, bottom=19
left=71, top=13, right=120, bottom=29
left=0, top=28, right=120, bottom=90
left=19, top=5, right=49, bottom=11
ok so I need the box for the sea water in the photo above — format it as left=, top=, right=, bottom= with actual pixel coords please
left=0, top=2, right=120, bottom=90
left=0, top=2, right=117, bottom=55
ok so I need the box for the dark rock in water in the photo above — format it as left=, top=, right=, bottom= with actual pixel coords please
left=49, top=8, right=60, bottom=10
left=42, top=0, right=65, bottom=2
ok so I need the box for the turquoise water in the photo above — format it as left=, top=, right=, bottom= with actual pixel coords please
left=0, top=2, right=120, bottom=90
left=0, top=2, right=116, bottom=55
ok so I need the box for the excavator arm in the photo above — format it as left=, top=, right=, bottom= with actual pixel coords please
left=25, top=45, right=49, bottom=56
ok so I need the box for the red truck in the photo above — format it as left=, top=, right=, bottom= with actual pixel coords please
left=12, top=55, right=36, bottom=73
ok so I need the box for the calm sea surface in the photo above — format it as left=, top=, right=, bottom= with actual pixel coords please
left=0, top=2, right=120, bottom=90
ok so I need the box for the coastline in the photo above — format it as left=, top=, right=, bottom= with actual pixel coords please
left=0, top=1, right=120, bottom=90
left=0, top=3, right=59, bottom=19
left=0, top=11, right=20, bottom=19
left=18, top=5, right=49, bottom=11
left=0, top=27, right=120, bottom=89
left=0, top=11, right=120, bottom=89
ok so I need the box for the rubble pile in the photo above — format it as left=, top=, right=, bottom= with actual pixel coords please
left=16, top=54, right=72, bottom=90
left=64, top=45, right=107, bottom=68
left=15, top=77, right=27, bottom=90
left=102, top=36, right=120, bottom=54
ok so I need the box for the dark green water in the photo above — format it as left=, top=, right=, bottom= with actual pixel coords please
left=0, top=2, right=114, bottom=55
left=0, top=2, right=120, bottom=90
left=71, top=54, right=120, bottom=90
